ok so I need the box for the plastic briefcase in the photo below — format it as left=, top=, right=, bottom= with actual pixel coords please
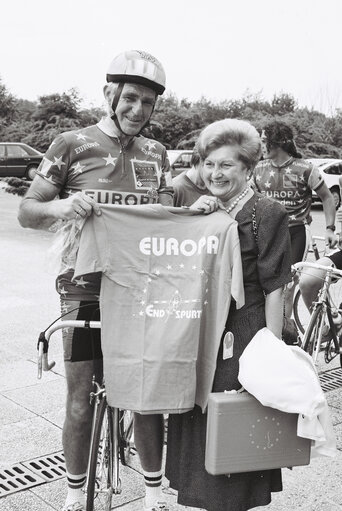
left=205, top=391, right=311, bottom=475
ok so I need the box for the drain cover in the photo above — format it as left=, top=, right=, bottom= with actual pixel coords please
left=319, top=368, right=342, bottom=392
left=0, top=452, right=66, bottom=498
left=22, top=451, right=66, bottom=482
left=0, top=464, right=45, bottom=497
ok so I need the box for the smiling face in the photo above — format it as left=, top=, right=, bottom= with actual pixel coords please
left=200, top=145, right=249, bottom=202
left=109, top=83, right=156, bottom=136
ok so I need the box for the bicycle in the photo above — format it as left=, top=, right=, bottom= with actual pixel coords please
left=292, top=233, right=330, bottom=334
left=292, top=261, right=342, bottom=369
left=37, top=317, right=135, bottom=511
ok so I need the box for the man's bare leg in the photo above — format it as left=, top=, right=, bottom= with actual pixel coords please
left=134, top=413, right=165, bottom=509
left=62, top=359, right=102, bottom=510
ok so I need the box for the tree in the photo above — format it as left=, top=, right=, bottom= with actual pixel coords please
left=0, top=78, right=17, bottom=130
left=271, top=93, right=296, bottom=115
left=33, top=89, right=81, bottom=122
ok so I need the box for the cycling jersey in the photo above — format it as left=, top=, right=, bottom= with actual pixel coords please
left=253, top=158, right=324, bottom=226
left=34, top=119, right=172, bottom=300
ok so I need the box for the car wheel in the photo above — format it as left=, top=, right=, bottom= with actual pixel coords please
left=330, top=187, right=341, bottom=209
left=26, top=165, right=38, bottom=181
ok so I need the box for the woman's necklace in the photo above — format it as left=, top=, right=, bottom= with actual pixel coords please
left=225, top=186, right=250, bottom=214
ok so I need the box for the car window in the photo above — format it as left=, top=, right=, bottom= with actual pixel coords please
left=7, top=145, right=29, bottom=158
left=0, top=146, right=5, bottom=158
left=324, top=164, right=342, bottom=175
left=178, top=154, right=192, bottom=167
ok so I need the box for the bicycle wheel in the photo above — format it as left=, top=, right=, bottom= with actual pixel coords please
left=294, top=276, right=342, bottom=335
left=302, top=304, right=325, bottom=360
left=293, top=288, right=311, bottom=334
left=119, top=410, right=134, bottom=466
left=325, top=279, right=342, bottom=368
left=86, top=396, right=115, bottom=511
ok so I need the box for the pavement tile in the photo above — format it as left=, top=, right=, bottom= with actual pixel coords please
left=0, top=416, right=62, bottom=468
left=42, top=407, right=66, bottom=429
left=326, top=389, right=342, bottom=409
left=3, top=378, right=66, bottom=416
left=0, top=394, right=35, bottom=426
left=0, top=488, right=56, bottom=510
left=306, top=501, right=342, bottom=511
left=118, top=492, right=203, bottom=511
left=30, top=465, right=146, bottom=509
left=30, top=478, right=69, bottom=510
left=329, top=406, right=342, bottom=426
left=333, top=422, right=342, bottom=450
left=0, top=359, right=62, bottom=392
left=253, top=453, right=342, bottom=510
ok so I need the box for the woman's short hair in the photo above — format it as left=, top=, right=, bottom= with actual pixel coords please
left=196, top=119, right=262, bottom=169
left=262, top=120, right=302, bottom=158
left=190, top=148, right=201, bottom=168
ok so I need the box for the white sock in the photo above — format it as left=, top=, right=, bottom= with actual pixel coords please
left=65, top=472, right=86, bottom=507
left=143, top=469, right=163, bottom=507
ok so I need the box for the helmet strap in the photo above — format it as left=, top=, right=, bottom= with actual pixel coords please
left=110, top=82, right=129, bottom=135
left=110, top=81, right=156, bottom=138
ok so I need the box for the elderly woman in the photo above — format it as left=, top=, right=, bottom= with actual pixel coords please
left=165, top=119, right=292, bottom=511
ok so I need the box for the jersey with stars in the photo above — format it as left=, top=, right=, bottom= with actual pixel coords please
left=253, top=158, right=323, bottom=226
left=36, top=123, right=170, bottom=205
left=35, top=123, right=171, bottom=301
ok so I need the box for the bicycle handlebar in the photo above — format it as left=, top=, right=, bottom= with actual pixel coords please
left=292, top=261, right=342, bottom=279
left=37, top=319, right=101, bottom=379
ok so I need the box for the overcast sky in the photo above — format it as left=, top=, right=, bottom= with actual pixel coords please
left=1, top=0, right=342, bottom=115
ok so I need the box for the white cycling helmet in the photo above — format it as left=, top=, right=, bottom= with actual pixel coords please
left=106, top=50, right=166, bottom=95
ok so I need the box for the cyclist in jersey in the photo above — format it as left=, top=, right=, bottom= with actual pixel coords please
left=18, top=50, right=172, bottom=511
left=252, top=120, right=337, bottom=335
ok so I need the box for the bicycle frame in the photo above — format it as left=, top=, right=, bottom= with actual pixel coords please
left=36, top=319, right=123, bottom=500
left=293, top=261, right=342, bottom=366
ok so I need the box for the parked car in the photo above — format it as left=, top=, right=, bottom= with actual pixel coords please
left=308, top=158, right=342, bottom=209
left=167, top=150, right=193, bottom=177
left=0, top=142, right=44, bottom=181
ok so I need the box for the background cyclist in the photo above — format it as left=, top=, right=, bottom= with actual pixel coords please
left=18, top=50, right=172, bottom=511
left=252, top=120, right=336, bottom=339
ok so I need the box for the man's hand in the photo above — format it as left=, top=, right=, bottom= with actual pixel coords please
left=52, top=192, right=102, bottom=220
left=326, top=228, right=337, bottom=249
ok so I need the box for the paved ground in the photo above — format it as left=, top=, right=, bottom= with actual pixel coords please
left=1, top=187, right=342, bottom=510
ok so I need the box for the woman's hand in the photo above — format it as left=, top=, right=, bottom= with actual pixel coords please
left=189, top=195, right=219, bottom=215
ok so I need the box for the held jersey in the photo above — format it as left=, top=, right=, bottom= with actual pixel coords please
left=253, top=158, right=324, bottom=226
left=74, top=204, right=245, bottom=413
left=35, top=120, right=172, bottom=300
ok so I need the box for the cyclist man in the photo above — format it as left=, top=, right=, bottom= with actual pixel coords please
left=252, top=120, right=337, bottom=335
left=18, top=50, right=172, bottom=511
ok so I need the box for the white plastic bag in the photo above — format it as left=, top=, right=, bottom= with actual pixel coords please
left=45, top=216, right=86, bottom=275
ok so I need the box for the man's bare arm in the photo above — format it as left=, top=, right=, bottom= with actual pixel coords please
left=18, top=176, right=101, bottom=230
